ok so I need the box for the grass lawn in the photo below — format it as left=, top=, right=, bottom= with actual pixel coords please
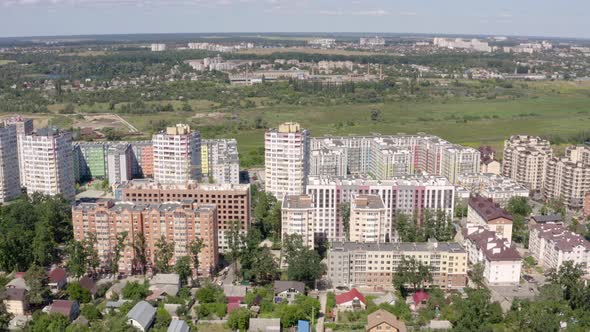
left=0, top=60, right=16, bottom=66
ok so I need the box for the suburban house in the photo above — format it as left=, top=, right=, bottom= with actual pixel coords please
left=167, top=319, right=190, bottom=332
left=365, top=309, right=407, bottom=332
left=3, top=287, right=28, bottom=315
left=79, top=276, right=97, bottom=299
left=127, top=301, right=156, bottom=332
left=273, top=281, right=305, bottom=304
left=50, top=300, right=80, bottom=321
left=467, top=196, right=513, bottom=243
left=410, top=290, right=430, bottom=311
left=149, top=274, right=180, bottom=299
left=248, top=318, right=281, bottom=332
left=335, top=288, right=366, bottom=311
left=48, top=268, right=68, bottom=294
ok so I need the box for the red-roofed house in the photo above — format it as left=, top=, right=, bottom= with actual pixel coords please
left=48, top=268, right=67, bottom=294
left=412, top=290, right=429, bottom=305
left=227, top=302, right=241, bottom=314
left=50, top=300, right=80, bottom=321
left=227, top=296, right=243, bottom=304
left=335, top=288, right=366, bottom=311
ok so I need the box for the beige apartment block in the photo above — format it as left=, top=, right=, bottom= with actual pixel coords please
left=349, top=194, right=387, bottom=243
left=502, top=135, right=552, bottom=191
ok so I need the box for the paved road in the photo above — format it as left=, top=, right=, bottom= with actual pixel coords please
left=316, top=291, right=327, bottom=332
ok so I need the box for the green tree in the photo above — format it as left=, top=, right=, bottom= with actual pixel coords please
left=187, top=238, right=205, bottom=280
left=154, top=236, right=175, bottom=273
left=340, top=203, right=351, bottom=241
left=66, top=282, right=92, bottom=303
left=445, top=288, right=503, bottom=332
left=195, top=282, right=225, bottom=304
left=132, top=232, right=148, bottom=275
left=121, top=280, right=150, bottom=301
left=174, top=256, right=191, bottom=286
left=110, top=231, right=128, bottom=275
left=283, top=236, right=324, bottom=288
left=250, top=247, right=279, bottom=285
left=31, top=220, right=57, bottom=266
left=227, top=307, right=251, bottom=331
left=84, top=233, right=100, bottom=276
left=25, top=264, right=50, bottom=305
left=28, top=313, right=70, bottom=332
left=506, top=196, right=532, bottom=216
left=153, top=306, right=172, bottom=330
left=66, top=240, right=87, bottom=279
left=393, top=257, right=432, bottom=292
left=548, top=260, right=584, bottom=305
left=80, top=304, right=102, bottom=320
left=0, top=301, right=12, bottom=331
left=470, top=262, right=485, bottom=289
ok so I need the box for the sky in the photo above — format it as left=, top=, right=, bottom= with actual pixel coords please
left=0, top=0, right=589, bottom=39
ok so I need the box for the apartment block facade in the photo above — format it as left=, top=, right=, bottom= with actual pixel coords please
left=74, top=142, right=108, bottom=182
left=0, top=123, right=21, bottom=202
left=281, top=195, right=315, bottom=248
left=305, top=175, right=455, bottom=242
left=529, top=224, right=590, bottom=275
left=72, top=200, right=218, bottom=276
left=107, top=143, right=132, bottom=185
left=462, top=227, right=521, bottom=285
left=544, top=145, right=590, bottom=209
left=153, top=124, right=201, bottom=184
left=502, top=135, right=552, bottom=191
left=265, top=122, right=310, bottom=200
left=349, top=194, right=387, bottom=243
left=328, top=242, right=467, bottom=290
left=457, top=173, right=529, bottom=207
left=202, top=139, right=240, bottom=184
left=467, top=196, right=513, bottom=243
left=114, top=179, right=250, bottom=252
left=309, top=134, right=479, bottom=184
left=3, top=116, right=33, bottom=187
left=22, top=127, right=74, bottom=199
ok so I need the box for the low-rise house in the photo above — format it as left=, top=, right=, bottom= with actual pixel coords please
left=410, top=291, right=430, bottom=311
left=467, top=196, right=513, bottom=243
left=79, top=276, right=97, bottom=299
left=5, top=277, right=28, bottom=291
left=48, top=268, right=67, bottom=294
left=273, top=281, right=305, bottom=304
left=425, top=319, right=453, bottom=331
left=366, top=309, right=407, bottom=332
left=335, top=288, right=366, bottom=311
left=150, top=274, right=180, bottom=298
left=105, top=299, right=129, bottom=314
left=3, top=288, right=28, bottom=315
left=248, top=318, right=281, bottom=332
left=127, top=301, right=156, bottom=332
left=223, top=285, right=248, bottom=304
left=373, top=293, right=397, bottom=306
left=50, top=300, right=80, bottom=321
left=463, top=226, right=522, bottom=285
left=167, top=319, right=190, bottom=332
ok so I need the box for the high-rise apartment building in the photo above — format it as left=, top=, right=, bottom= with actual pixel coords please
left=281, top=195, right=315, bottom=248
left=305, top=175, right=455, bottom=242
left=72, top=199, right=218, bottom=276
left=3, top=116, right=33, bottom=187
left=328, top=242, right=467, bottom=290
left=265, top=122, right=310, bottom=200
left=114, top=179, right=250, bottom=252
left=0, top=123, right=21, bottom=202
left=309, top=134, right=479, bottom=184
left=529, top=224, right=590, bottom=275
left=74, top=142, right=108, bottom=182
left=153, top=124, right=201, bottom=184
left=544, top=145, right=590, bottom=209
left=107, top=143, right=132, bottom=185
left=22, top=127, right=74, bottom=199
left=502, top=135, right=552, bottom=191
left=349, top=194, right=387, bottom=243
left=202, top=139, right=240, bottom=184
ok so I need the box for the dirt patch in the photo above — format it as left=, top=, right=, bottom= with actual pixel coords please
left=73, top=114, right=133, bottom=132
left=192, top=112, right=226, bottom=119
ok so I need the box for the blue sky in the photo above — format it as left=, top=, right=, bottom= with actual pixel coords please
left=0, top=0, right=588, bottom=38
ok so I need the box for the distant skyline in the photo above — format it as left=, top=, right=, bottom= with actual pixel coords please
left=1, top=0, right=589, bottom=39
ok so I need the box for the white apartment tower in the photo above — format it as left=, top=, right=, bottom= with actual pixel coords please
left=0, top=123, right=21, bottom=202
left=3, top=116, right=33, bottom=187
left=544, top=145, right=590, bottom=209
left=502, top=135, right=552, bottom=191
left=22, top=127, right=74, bottom=199
left=265, top=122, right=310, bottom=200
left=153, top=124, right=201, bottom=184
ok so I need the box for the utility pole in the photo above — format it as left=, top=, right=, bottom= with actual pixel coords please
left=311, top=306, right=315, bottom=332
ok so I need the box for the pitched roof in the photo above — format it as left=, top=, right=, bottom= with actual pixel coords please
left=79, top=276, right=97, bottom=295
left=273, top=281, right=305, bottom=294
left=335, top=288, right=366, bottom=305
left=248, top=318, right=281, bottom=332
left=151, top=274, right=180, bottom=286
left=50, top=300, right=76, bottom=316
left=366, top=309, right=407, bottom=332
left=464, top=227, right=521, bottom=261
left=167, top=319, right=190, bottom=332
left=127, top=301, right=156, bottom=330
left=4, top=287, right=26, bottom=301
left=530, top=214, right=562, bottom=224
left=227, top=296, right=243, bottom=304
left=532, top=224, right=590, bottom=252
left=468, top=196, right=513, bottom=222
left=48, top=268, right=67, bottom=283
